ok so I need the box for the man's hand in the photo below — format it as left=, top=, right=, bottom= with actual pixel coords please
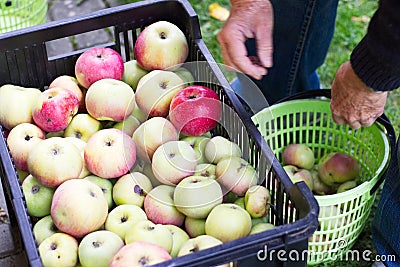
left=217, top=0, right=273, bottom=80
left=330, top=61, right=388, bottom=129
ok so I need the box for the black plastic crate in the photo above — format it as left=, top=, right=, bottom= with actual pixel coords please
left=0, top=0, right=319, bottom=266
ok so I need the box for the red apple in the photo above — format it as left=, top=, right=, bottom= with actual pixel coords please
left=49, top=75, right=85, bottom=112
left=75, top=47, right=124, bottom=89
left=282, top=143, right=315, bottom=170
left=318, top=152, right=360, bottom=186
left=32, top=87, right=79, bottom=132
left=169, top=85, right=222, bottom=136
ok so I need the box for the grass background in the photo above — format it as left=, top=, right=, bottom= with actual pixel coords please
left=122, top=0, right=398, bottom=265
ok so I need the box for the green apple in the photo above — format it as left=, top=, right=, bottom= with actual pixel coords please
left=124, top=220, right=173, bottom=253
left=205, top=203, right=252, bottom=242
left=22, top=174, right=55, bottom=217
left=46, top=130, right=64, bottom=138
left=63, top=113, right=102, bottom=142
left=84, top=175, right=114, bottom=210
left=194, top=163, right=216, bottom=179
left=78, top=230, right=124, bottom=267
left=184, top=216, right=206, bottom=238
left=177, top=235, right=223, bottom=257
left=33, top=215, right=59, bottom=245
left=141, top=162, right=162, bottom=187
left=174, top=175, right=223, bottom=219
left=112, top=172, right=153, bottom=207
left=336, top=180, right=358, bottom=193
left=234, top=197, right=245, bottom=209
left=164, top=224, right=190, bottom=258
left=112, top=114, right=141, bottom=136
left=244, top=185, right=271, bottom=218
left=122, top=59, right=149, bottom=90
left=180, top=135, right=211, bottom=164
left=310, top=166, right=334, bottom=195
left=173, top=66, right=195, bottom=86
left=105, top=204, right=147, bottom=240
left=38, top=233, right=78, bottom=267
left=131, top=100, right=148, bottom=123
left=251, top=214, right=270, bottom=226
left=249, top=223, right=275, bottom=235
left=204, top=136, right=242, bottom=164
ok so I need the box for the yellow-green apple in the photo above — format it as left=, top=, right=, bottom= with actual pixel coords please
left=63, top=113, right=102, bottom=142
left=177, top=234, right=222, bottom=257
left=249, top=223, right=275, bottom=235
left=85, top=78, right=135, bottom=122
left=0, top=84, right=41, bottom=130
left=124, top=220, right=173, bottom=253
left=84, top=128, right=136, bottom=178
left=180, top=135, right=211, bottom=164
left=132, top=116, right=178, bottom=163
left=131, top=101, right=148, bottom=123
left=244, top=185, right=271, bottom=218
left=184, top=216, right=206, bottom=238
left=318, top=152, right=360, bottom=186
left=64, top=136, right=91, bottom=178
left=336, top=180, right=358, bottom=193
left=215, top=156, right=258, bottom=196
left=46, top=130, right=64, bottom=138
left=174, top=175, right=223, bottom=219
left=105, top=204, right=148, bottom=240
left=16, top=168, right=30, bottom=183
left=75, top=47, right=124, bottom=89
left=134, top=20, right=188, bottom=71
left=194, top=163, right=216, bottom=179
left=32, top=87, right=79, bottom=132
left=33, top=215, right=59, bottom=245
left=122, top=59, right=149, bottom=90
left=112, top=172, right=153, bottom=207
left=38, top=233, right=78, bottom=267
left=27, top=137, right=83, bottom=187
left=223, top=190, right=240, bottom=203
left=169, top=85, right=222, bottom=136
left=204, top=136, right=242, bottom=164
left=51, top=179, right=108, bottom=238
left=144, top=184, right=185, bottom=226
left=113, top=114, right=141, bottom=137
left=205, top=203, right=252, bottom=242
left=84, top=175, right=114, bottom=209
left=22, top=174, right=55, bottom=217
left=151, top=140, right=198, bottom=185
left=283, top=165, right=314, bottom=190
left=310, top=167, right=334, bottom=195
left=234, top=197, right=245, bottom=209
left=49, top=75, right=85, bottom=112
left=282, top=143, right=315, bottom=170
left=173, top=66, right=194, bottom=86
left=6, top=122, right=45, bottom=171
left=109, top=241, right=172, bottom=267
left=251, top=214, right=269, bottom=227
left=135, top=70, right=185, bottom=118
left=141, top=162, right=162, bottom=187
left=164, top=224, right=190, bottom=258
left=78, top=230, right=124, bottom=267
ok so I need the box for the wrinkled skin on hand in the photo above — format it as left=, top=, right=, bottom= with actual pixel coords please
left=217, top=0, right=273, bottom=80
left=330, top=61, right=388, bottom=130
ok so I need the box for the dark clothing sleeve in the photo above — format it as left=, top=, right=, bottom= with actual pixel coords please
left=350, top=0, right=400, bottom=91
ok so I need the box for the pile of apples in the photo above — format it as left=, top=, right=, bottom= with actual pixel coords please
left=0, top=20, right=275, bottom=267
left=281, top=143, right=361, bottom=195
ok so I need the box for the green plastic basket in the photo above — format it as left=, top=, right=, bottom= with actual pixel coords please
left=251, top=90, right=394, bottom=265
left=0, top=0, right=47, bottom=34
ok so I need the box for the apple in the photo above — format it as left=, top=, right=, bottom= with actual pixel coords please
left=177, top=234, right=223, bottom=257
left=84, top=128, right=136, bottom=178
left=205, top=203, right=252, bottom=242
left=38, top=233, right=78, bottom=267
left=27, top=137, right=83, bottom=187
left=282, top=143, right=315, bottom=170
left=64, top=136, right=91, bottom=178
left=204, top=136, right=242, bottom=164
left=131, top=100, right=148, bottom=123
left=151, top=140, right=198, bottom=185
left=141, top=162, right=162, bottom=187
left=144, top=184, right=185, bottom=226
left=6, top=122, right=45, bottom=171
left=16, top=168, right=30, bottom=183
left=135, top=70, right=185, bottom=118
left=78, top=230, right=124, bottom=267
left=63, top=113, right=102, bottom=142
left=194, top=163, right=216, bottom=179
left=32, top=87, right=79, bottom=132
left=336, top=180, right=358, bottom=193
left=84, top=175, right=114, bottom=209
left=318, top=152, right=360, bottom=186
left=75, top=47, right=124, bottom=89
left=249, top=222, right=275, bottom=235
left=109, top=241, right=172, bottom=267
left=46, top=130, right=64, bottom=138
left=169, top=85, right=222, bottom=136
left=122, top=59, right=149, bottom=90
left=234, top=197, right=245, bottom=209
left=124, top=220, right=173, bottom=253
left=164, top=224, right=190, bottom=258
left=0, top=84, right=41, bottom=130
left=310, top=167, right=334, bottom=195
left=113, top=114, right=141, bottom=136
left=51, top=179, right=108, bottom=238
left=112, top=172, right=153, bottom=207
left=244, top=185, right=271, bottom=218
left=49, top=75, right=85, bottom=111
left=174, top=175, right=223, bottom=219
left=283, top=165, right=314, bottom=190
left=180, top=135, right=211, bottom=164
left=105, top=204, right=148, bottom=240
left=33, top=215, right=59, bottom=245
left=215, top=156, right=258, bottom=196
left=85, top=78, right=135, bottom=122
left=134, top=20, right=188, bottom=71
left=173, top=66, right=195, bottom=86
left=22, top=174, right=55, bottom=217
left=184, top=216, right=206, bottom=238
